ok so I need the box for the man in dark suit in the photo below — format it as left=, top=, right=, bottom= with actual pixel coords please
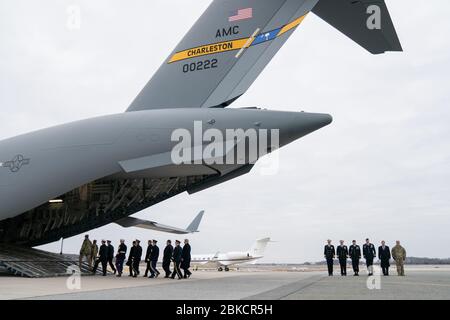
left=324, top=239, right=335, bottom=276
left=115, top=239, right=127, bottom=277
left=93, top=240, right=108, bottom=276
left=127, top=241, right=136, bottom=277
left=363, top=238, right=376, bottom=276
left=144, top=240, right=153, bottom=277
left=171, top=240, right=183, bottom=279
left=378, top=240, right=391, bottom=276
left=336, top=240, right=348, bottom=276
left=106, top=240, right=116, bottom=275
left=132, top=240, right=142, bottom=278
left=163, top=240, right=174, bottom=278
left=181, top=239, right=192, bottom=279
left=349, top=240, right=361, bottom=276
left=149, top=240, right=160, bottom=278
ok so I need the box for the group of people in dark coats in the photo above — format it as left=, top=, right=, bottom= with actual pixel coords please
left=170, top=239, right=192, bottom=279
left=126, top=240, right=143, bottom=277
left=324, top=238, right=404, bottom=277
left=92, top=240, right=117, bottom=276
left=85, top=236, right=192, bottom=279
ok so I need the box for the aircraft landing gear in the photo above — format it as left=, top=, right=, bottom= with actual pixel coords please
left=218, top=267, right=223, bottom=272
left=225, top=267, right=230, bottom=272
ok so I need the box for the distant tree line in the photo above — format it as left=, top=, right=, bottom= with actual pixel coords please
left=404, top=257, right=450, bottom=265
left=310, top=257, right=450, bottom=265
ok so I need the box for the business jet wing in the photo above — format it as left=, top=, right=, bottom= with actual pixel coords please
left=193, top=252, right=220, bottom=265
left=115, top=210, right=204, bottom=234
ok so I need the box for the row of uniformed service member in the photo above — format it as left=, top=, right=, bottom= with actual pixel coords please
left=79, top=235, right=192, bottom=279
left=324, top=239, right=407, bottom=276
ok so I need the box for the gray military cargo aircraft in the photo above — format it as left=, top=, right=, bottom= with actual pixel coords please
left=0, top=0, right=401, bottom=248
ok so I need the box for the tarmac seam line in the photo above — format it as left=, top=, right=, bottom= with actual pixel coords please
left=18, top=273, right=242, bottom=300
left=242, top=275, right=326, bottom=300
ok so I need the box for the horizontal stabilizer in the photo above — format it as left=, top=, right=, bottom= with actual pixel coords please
left=312, top=0, right=402, bottom=54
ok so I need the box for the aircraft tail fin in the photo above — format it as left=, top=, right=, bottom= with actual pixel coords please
left=186, top=210, right=205, bottom=233
left=127, top=0, right=319, bottom=111
left=312, top=0, right=402, bottom=54
left=127, top=0, right=402, bottom=112
left=248, top=237, right=271, bottom=257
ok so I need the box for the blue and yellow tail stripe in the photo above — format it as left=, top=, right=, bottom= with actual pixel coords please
left=168, top=14, right=308, bottom=63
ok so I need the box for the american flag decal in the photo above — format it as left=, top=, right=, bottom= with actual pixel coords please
left=229, top=8, right=253, bottom=22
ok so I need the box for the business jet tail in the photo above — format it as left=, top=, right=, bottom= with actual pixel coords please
left=248, top=237, right=271, bottom=258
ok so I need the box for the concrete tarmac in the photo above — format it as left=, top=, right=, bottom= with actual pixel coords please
left=1, top=266, right=450, bottom=300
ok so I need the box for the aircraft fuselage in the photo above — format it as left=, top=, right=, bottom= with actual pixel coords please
left=0, top=108, right=331, bottom=246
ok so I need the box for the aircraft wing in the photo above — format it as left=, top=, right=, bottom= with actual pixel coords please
left=192, top=252, right=220, bottom=265
left=218, top=257, right=260, bottom=266
left=115, top=210, right=204, bottom=234
left=312, top=0, right=402, bottom=54
left=127, top=0, right=319, bottom=111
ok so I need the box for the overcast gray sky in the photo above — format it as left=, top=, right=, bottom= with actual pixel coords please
left=1, top=0, right=449, bottom=263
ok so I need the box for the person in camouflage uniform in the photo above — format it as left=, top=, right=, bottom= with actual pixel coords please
left=79, top=234, right=92, bottom=270
left=90, top=239, right=99, bottom=267
left=391, top=240, right=406, bottom=276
